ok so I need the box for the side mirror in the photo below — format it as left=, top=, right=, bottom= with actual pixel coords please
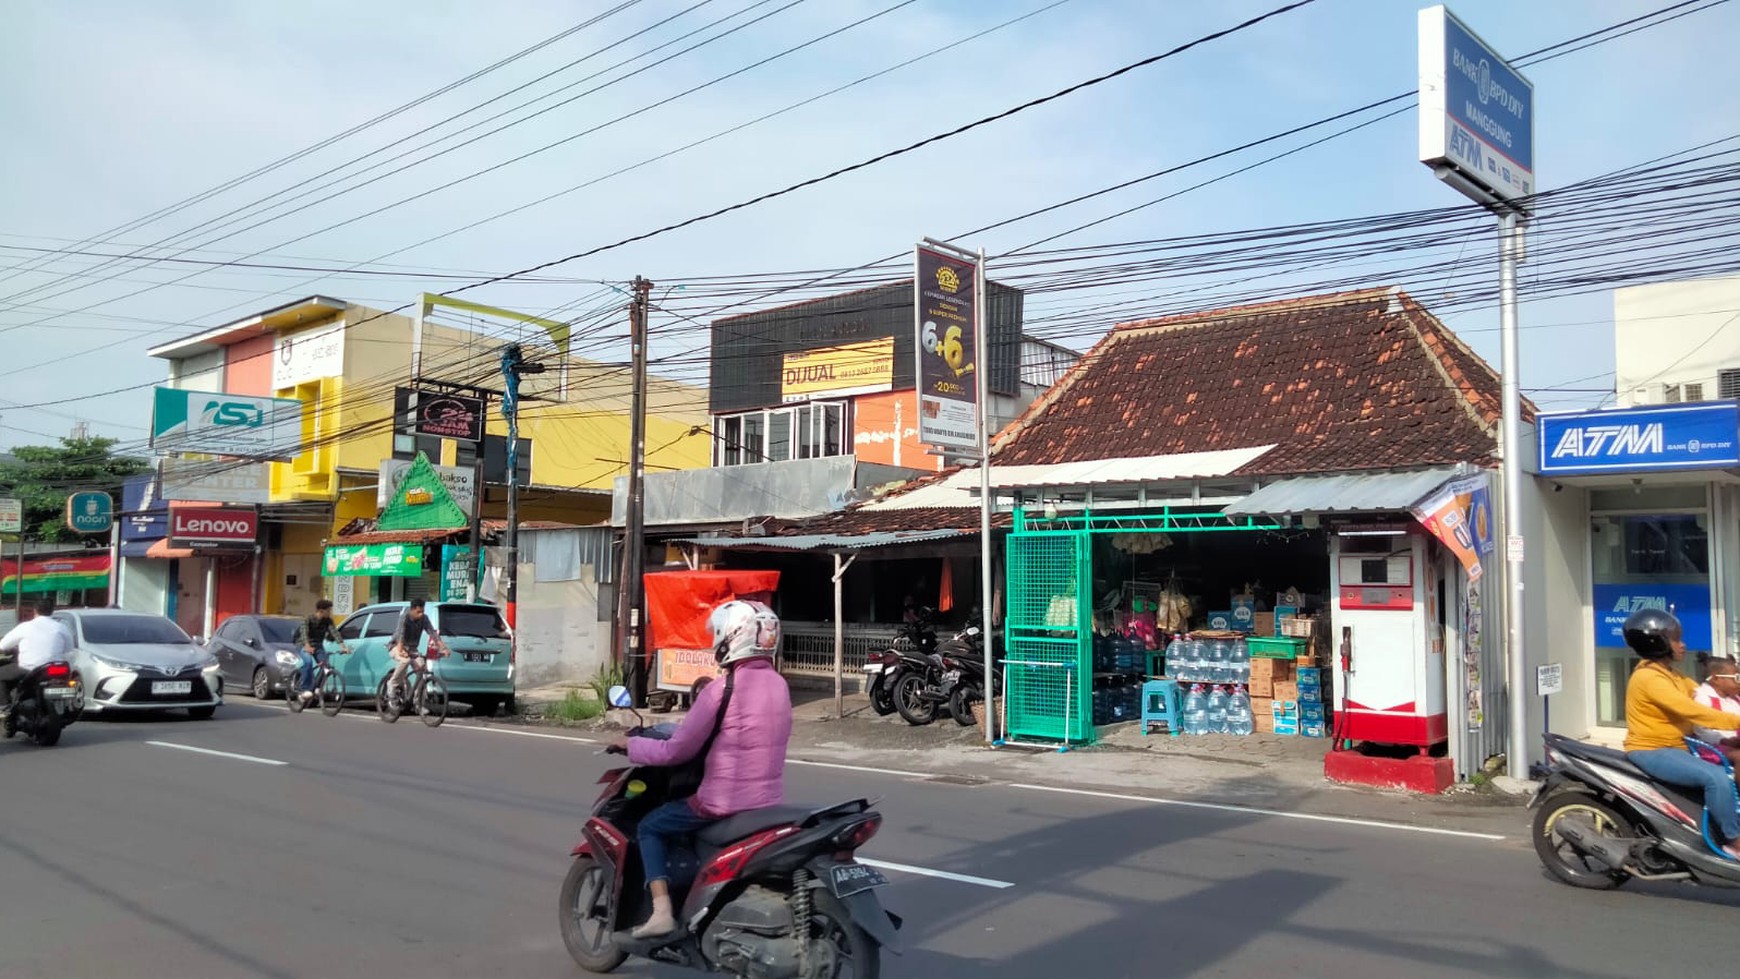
left=246, top=637, right=260, bottom=649
left=607, top=685, right=633, bottom=708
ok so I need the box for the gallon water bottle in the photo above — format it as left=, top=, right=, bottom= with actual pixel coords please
left=1229, top=639, right=1250, bottom=682
left=1182, top=684, right=1208, bottom=735
left=1206, top=685, right=1229, bottom=734
left=1227, top=688, right=1254, bottom=736
left=1165, top=635, right=1184, bottom=679
left=1208, top=639, right=1231, bottom=684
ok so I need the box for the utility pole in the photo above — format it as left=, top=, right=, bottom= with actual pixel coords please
left=500, top=344, right=545, bottom=636
left=617, top=276, right=654, bottom=707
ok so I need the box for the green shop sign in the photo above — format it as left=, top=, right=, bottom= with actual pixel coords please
left=323, top=543, right=424, bottom=578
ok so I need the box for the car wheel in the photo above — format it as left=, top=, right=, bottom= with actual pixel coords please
left=188, top=706, right=217, bottom=720
left=251, top=667, right=272, bottom=700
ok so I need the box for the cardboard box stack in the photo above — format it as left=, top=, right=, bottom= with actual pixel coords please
left=1297, top=666, right=1325, bottom=737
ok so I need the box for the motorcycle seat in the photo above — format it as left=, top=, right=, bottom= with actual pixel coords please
left=698, top=805, right=814, bottom=848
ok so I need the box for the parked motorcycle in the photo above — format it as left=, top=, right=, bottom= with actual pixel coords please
left=1531, top=731, right=1740, bottom=890
left=559, top=685, right=902, bottom=976
left=892, top=622, right=997, bottom=728
left=941, top=631, right=1002, bottom=728
left=863, top=608, right=937, bottom=717
left=1, top=657, right=83, bottom=747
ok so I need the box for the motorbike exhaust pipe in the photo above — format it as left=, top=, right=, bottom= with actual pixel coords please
left=1555, top=821, right=1637, bottom=873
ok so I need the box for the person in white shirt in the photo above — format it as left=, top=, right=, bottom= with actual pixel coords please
left=0, top=600, right=74, bottom=712
left=1693, top=656, right=1740, bottom=745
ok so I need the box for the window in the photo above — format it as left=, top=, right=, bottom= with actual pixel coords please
left=1684, top=382, right=1705, bottom=402
left=337, top=615, right=368, bottom=642
left=81, top=616, right=193, bottom=645
left=363, top=612, right=398, bottom=639
left=1663, top=383, right=1681, bottom=404
left=258, top=618, right=301, bottom=644
left=213, top=619, right=242, bottom=641
left=437, top=605, right=510, bottom=639
left=714, top=402, right=849, bottom=466
left=1720, top=368, right=1740, bottom=400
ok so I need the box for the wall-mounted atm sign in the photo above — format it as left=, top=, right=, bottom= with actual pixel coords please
left=1538, top=403, right=1740, bottom=476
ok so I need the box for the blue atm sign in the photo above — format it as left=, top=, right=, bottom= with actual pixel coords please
left=1418, top=6, right=1535, bottom=206
left=1538, top=403, right=1740, bottom=476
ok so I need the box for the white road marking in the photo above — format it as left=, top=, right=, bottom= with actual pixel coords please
left=146, top=741, right=288, bottom=767
left=857, top=858, right=1014, bottom=889
left=1007, top=783, right=1507, bottom=841
left=789, top=758, right=946, bottom=780
left=463, top=725, right=598, bottom=745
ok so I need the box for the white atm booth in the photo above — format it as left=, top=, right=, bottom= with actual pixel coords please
left=1330, top=527, right=1448, bottom=750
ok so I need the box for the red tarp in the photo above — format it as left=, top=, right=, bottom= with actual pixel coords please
left=643, top=570, right=780, bottom=651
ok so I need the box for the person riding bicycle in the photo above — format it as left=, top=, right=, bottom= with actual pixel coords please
left=292, top=599, right=350, bottom=702
left=386, top=599, right=446, bottom=702
left=1623, top=608, right=1740, bottom=859
left=609, top=598, right=793, bottom=940
left=0, top=599, right=71, bottom=715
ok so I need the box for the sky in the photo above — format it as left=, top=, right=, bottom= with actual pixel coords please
left=1, top=0, right=1736, bottom=451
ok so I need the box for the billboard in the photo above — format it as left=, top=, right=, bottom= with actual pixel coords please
left=397, top=386, right=485, bottom=443
left=273, top=319, right=346, bottom=389
left=150, top=387, right=304, bottom=460
left=780, top=338, right=895, bottom=403
left=1537, top=403, right=1740, bottom=476
left=169, top=506, right=259, bottom=547
left=1409, top=473, right=1495, bottom=582
left=914, top=245, right=979, bottom=450
left=851, top=390, right=945, bottom=472
left=161, top=458, right=270, bottom=505
left=323, top=542, right=424, bottom=578
left=1418, top=6, right=1535, bottom=206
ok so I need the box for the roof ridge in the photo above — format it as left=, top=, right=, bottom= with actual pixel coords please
left=1114, top=286, right=1397, bottom=335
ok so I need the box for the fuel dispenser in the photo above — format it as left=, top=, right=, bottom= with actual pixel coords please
left=1329, top=527, right=1448, bottom=749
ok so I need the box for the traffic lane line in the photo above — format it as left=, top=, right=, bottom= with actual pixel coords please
left=857, top=858, right=1014, bottom=889
left=145, top=740, right=288, bottom=766
left=1006, top=783, right=1507, bottom=841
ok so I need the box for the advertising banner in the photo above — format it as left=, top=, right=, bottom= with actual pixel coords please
left=0, top=498, right=20, bottom=535
left=273, top=319, right=346, bottom=389
left=150, top=387, right=304, bottom=460
left=1418, top=5, right=1535, bottom=205
left=914, top=245, right=978, bottom=450
left=780, top=338, right=895, bottom=403
left=440, top=545, right=476, bottom=602
left=378, top=458, right=476, bottom=512
left=65, top=492, right=113, bottom=535
left=161, top=458, right=270, bottom=505
left=1410, top=474, right=1495, bottom=581
left=1538, top=402, right=1740, bottom=476
left=401, top=387, right=485, bottom=443
left=322, top=543, right=424, bottom=578
left=168, top=506, right=259, bottom=547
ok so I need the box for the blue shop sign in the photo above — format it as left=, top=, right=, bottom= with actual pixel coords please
left=1538, top=402, right=1740, bottom=476
left=1593, top=582, right=1713, bottom=652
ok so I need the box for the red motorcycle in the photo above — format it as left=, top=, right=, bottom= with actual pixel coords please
left=558, top=687, right=901, bottom=976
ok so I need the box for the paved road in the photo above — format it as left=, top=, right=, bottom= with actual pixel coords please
left=4, top=699, right=1734, bottom=978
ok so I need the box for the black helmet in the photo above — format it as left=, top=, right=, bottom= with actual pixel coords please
left=1623, top=608, right=1683, bottom=659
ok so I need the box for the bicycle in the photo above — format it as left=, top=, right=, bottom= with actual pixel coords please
left=286, top=646, right=349, bottom=718
left=375, top=649, right=449, bottom=727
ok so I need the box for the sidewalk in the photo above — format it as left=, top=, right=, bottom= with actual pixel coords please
left=511, top=680, right=1527, bottom=830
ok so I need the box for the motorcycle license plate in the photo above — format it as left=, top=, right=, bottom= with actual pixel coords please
left=828, top=862, right=888, bottom=899
left=44, top=686, right=76, bottom=698
left=152, top=681, right=193, bottom=695
left=862, top=663, right=886, bottom=674
left=462, top=652, right=491, bottom=663
left=942, top=670, right=961, bottom=684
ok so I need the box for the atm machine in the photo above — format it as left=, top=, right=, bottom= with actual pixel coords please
left=1329, top=527, right=1447, bottom=749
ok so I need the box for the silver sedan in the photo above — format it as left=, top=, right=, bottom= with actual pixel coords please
left=52, top=609, right=223, bottom=719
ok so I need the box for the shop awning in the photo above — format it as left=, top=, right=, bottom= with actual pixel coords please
left=678, top=529, right=974, bottom=552
left=1221, top=467, right=1466, bottom=516
left=985, top=445, right=1276, bottom=490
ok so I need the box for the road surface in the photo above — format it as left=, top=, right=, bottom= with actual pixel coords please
left=2, top=699, right=1730, bottom=978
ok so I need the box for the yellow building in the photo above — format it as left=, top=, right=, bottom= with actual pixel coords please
left=146, top=294, right=708, bottom=617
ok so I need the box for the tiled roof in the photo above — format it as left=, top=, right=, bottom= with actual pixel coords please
left=992, top=287, right=1520, bottom=475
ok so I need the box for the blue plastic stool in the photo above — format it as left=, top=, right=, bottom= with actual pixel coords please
left=1142, top=679, right=1181, bottom=737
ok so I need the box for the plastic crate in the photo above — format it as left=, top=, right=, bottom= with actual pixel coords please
left=1247, top=636, right=1307, bottom=660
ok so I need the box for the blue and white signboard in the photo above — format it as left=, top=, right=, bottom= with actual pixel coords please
left=1538, top=402, right=1740, bottom=476
left=1418, top=6, right=1535, bottom=207
left=1594, top=583, right=1713, bottom=653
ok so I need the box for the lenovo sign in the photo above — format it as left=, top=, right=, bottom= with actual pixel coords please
left=169, top=506, right=259, bottom=547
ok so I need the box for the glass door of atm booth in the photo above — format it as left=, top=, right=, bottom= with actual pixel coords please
left=1330, top=529, right=1447, bottom=748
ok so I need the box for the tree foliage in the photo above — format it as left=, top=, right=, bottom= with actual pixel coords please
left=0, top=437, right=151, bottom=543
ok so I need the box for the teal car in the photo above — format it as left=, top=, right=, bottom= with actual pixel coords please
left=330, top=602, right=515, bottom=714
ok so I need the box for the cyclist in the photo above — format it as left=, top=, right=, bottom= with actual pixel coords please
left=386, top=599, right=447, bottom=704
left=292, top=599, right=350, bottom=702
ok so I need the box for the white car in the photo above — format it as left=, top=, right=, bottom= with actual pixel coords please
left=53, top=609, right=224, bottom=719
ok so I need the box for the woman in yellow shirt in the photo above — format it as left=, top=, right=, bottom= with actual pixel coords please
left=1622, top=609, right=1740, bottom=859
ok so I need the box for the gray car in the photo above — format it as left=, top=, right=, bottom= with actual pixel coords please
left=52, top=609, right=224, bottom=719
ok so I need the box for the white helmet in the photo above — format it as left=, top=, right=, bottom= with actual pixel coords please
left=710, top=599, right=780, bottom=667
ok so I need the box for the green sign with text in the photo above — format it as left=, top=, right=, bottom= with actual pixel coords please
left=322, top=542, right=423, bottom=578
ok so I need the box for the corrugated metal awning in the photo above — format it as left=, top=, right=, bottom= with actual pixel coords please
left=986, top=445, right=1276, bottom=490
left=1221, top=467, right=1464, bottom=516
left=677, top=528, right=974, bottom=552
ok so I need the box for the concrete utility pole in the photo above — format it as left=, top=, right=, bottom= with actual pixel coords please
left=617, top=277, right=654, bottom=707
left=499, top=344, right=545, bottom=636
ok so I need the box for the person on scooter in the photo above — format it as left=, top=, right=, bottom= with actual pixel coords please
left=1691, top=655, right=1740, bottom=770
left=607, top=599, right=792, bottom=940
left=1623, top=608, right=1740, bottom=859
left=0, top=599, right=72, bottom=714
